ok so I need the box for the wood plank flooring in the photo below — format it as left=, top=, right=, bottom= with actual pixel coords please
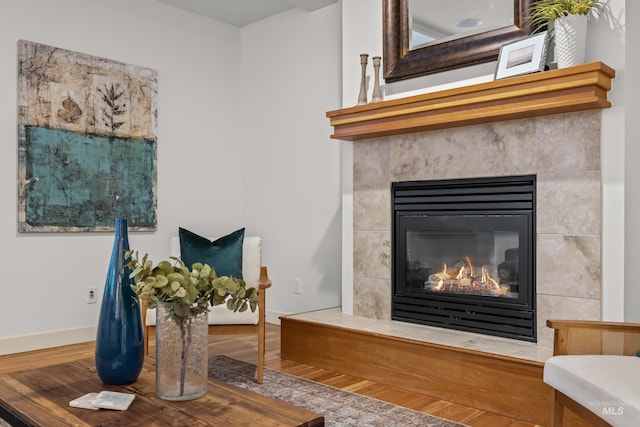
left=0, top=324, right=544, bottom=426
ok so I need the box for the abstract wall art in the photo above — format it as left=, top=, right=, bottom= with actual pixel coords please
left=18, top=40, right=158, bottom=232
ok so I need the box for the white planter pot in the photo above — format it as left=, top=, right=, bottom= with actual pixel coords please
left=554, top=14, right=588, bottom=68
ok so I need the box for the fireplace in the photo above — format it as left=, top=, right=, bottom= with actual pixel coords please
left=392, top=175, right=536, bottom=342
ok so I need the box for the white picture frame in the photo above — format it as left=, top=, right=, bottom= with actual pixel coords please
left=494, top=31, right=548, bottom=80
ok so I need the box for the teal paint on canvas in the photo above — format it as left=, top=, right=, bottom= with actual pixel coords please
left=23, top=126, right=156, bottom=230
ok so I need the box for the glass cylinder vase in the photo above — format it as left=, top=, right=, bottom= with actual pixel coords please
left=95, top=217, right=144, bottom=385
left=155, top=302, right=208, bottom=401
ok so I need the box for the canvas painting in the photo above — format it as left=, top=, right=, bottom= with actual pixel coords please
left=17, top=40, right=157, bottom=232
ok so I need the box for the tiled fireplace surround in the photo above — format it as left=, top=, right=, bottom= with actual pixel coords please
left=352, top=110, right=602, bottom=349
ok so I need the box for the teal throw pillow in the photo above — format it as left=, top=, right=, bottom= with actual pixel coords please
left=178, top=227, right=244, bottom=279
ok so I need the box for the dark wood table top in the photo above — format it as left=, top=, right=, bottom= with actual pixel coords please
left=0, top=357, right=324, bottom=426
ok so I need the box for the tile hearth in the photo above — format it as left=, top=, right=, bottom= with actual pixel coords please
left=286, top=307, right=553, bottom=363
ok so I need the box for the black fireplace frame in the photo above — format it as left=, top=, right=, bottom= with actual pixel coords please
left=392, top=175, right=536, bottom=342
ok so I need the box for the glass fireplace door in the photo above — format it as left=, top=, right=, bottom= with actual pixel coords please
left=400, top=214, right=529, bottom=303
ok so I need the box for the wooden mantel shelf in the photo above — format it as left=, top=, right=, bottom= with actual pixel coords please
left=326, top=62, right=615, bottom=141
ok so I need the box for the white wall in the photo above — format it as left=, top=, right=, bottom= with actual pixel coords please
left=340, top=0, right=634, bottom=320
left=0, top=0, right=243, bottom=351
left=240, top=4, right=343, bottom=315
left=0, top=0, right=344, bottom=354
left=624, top=0, right=640, bottom=321
left=594, top=0, right=626, bottom=321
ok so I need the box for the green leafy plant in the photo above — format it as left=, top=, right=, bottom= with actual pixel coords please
left=125, top=251, right=258, bottom=321
left=528, top=0, right=606, bottom=32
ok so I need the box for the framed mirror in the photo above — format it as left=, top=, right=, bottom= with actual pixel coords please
left=383, top=0, right=534, bottom=82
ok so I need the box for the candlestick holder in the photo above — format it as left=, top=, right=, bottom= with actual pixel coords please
left=357, top=54, right=369, bottom=105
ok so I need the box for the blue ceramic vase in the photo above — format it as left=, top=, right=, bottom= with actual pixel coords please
left=95, top=217, right=144, bottom=384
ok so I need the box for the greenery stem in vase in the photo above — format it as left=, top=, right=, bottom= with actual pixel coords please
left=177, top=311, right=194, bottom=396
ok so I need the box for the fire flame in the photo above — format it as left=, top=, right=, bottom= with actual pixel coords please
left=433, top=264, right=449, bottom=290
left=465, top=256, right=474, bottom=277
left=427, top=256, right=509, bottom=296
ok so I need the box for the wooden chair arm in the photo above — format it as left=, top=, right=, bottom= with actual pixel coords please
left=258, top=266, right=272, bottom=290
left=547, top=319, right=640, bottom=332
left=140, top=298, right=148, bottom=327
left=547, top=319, right=640, bottom=356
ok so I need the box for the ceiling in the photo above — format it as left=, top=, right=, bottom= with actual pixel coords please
left=156, top=0, right=337, bottom=27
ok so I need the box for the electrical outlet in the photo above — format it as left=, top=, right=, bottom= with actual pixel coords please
left=293, top=277, right=302, bottom=294
left=87, top=287, right=97, bottom=304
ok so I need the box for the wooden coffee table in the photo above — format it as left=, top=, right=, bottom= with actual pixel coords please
left=0, top=357, right=324, bottom=426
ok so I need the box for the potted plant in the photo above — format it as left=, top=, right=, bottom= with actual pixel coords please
left=125, top=251, right=257, bottom=400
left=528, top=0, right=606, bottom=68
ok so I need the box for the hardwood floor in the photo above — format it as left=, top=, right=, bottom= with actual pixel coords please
left=0, top=324, right=542, bottom=426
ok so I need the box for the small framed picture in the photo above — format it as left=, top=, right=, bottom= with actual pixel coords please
left=494, top=31, right=548, bottom=80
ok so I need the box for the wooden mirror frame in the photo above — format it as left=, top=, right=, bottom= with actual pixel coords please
left=383, top=0, right=534, bottom=82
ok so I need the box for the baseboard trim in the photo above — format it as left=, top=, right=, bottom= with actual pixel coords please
left=0, top=326, right=97, bottom=356
left=266, top=309, right=291, bottom=326
left=1, top=310, right=289, bottom=356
